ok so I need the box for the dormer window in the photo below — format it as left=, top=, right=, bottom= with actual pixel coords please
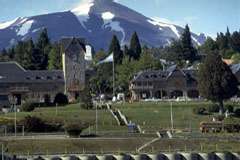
left=36, top=76, right=41, bottom=80
left=47, top=76, right=52, bottom=80
left=57, top=76, right=62, bottom=79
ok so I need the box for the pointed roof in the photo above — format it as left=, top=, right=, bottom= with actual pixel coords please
left=60, top=37, right=86, bottom=52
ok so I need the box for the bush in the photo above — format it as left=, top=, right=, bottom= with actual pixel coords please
left=54, top=93, right=68, bottom=105
left=21, top=116, right=62, bottom=132
left=20, top=102, right=36, bottom=112
left=22, top=116, right=46, bottom=132
left=207, top=104, right=220, bottom=113
left=234, top=108, right=240, bottom=117
left=193, top=107, right=206, bottom=115
left=64, top=122, right=88, bottom=137
left=224, top=105, right=234, bottom=113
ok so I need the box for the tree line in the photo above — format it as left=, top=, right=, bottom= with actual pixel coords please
left=0, top=28, right=62, bottom=70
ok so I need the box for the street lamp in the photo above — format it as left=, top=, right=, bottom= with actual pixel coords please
left=9, top=95, right=17, bottom=137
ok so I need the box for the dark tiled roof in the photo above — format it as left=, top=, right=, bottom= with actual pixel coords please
left=132, top=65, right=197, bottom=82
left=60, top=37, right=86, bottom=52
left=0, top=62, right=64, bottom=83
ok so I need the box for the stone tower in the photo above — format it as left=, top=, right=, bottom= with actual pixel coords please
left=61, top=38, right=86, bottom=102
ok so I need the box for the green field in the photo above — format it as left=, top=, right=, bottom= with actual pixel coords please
left=114, top=101, right=240, bottom=132
left=1, top=138, right=240, bottom=155
left=0, top=104, right=126, bottom=133
left=1, top=101, right=240, bottom=155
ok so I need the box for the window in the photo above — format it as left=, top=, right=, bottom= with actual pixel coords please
left=47, top=76, right=52, bottom=80
left=36, top=76, right=41, bottom=80
left=57, top=76, right=62, bottom=79
left=26, top=77, right=31, bottom=80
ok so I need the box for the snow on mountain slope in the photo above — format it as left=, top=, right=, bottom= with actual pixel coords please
left=0, top=0, right=206, bottom=51
left=0, top=18, right=19, bottom=30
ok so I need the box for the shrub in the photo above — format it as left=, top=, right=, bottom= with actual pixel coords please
left=234, top=108, right=240, bottom=117
left=21, top=116, right=62, bottom=132
left=54, top=93, right=68, bottom=105
left=224, top=105, right=234, bottom=113
left=22, top=116, right=46, bottom=132
left=64, top=122, right=88, bottom=137
left=193, top=107, right=206, bottom=115
left=207, top=104, right=220, bottom=113
left=20, top=102, right=36, bottom=112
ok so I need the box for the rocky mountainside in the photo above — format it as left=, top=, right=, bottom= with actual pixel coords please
left=0, top=0, right=206, bottom=50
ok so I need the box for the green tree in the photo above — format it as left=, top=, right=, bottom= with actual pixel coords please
left=22, top=39, right=34, bottom=69
left=31, top=48, right=44, bottom=70
left=36, top=28, right=51, bottom=70
left=136, top=48, right=162, bottom=71
left=231, top=31, right=240, bottom=52
left=200, top=37, right=219, bottom=54
left=181, top=24, right=197, bottom=62
left=108, top=35, right=123, bottom=64
left=129, top=32, right=142, bottom=60
left=231, top=53, right=240, bottom=64
left=48, top=44, right=62, bottom=70
left=116, top=56, right=137, bottom=93
left=198, top=52, right=239, bottom=114
left=14, top=41, right=25, bottom=66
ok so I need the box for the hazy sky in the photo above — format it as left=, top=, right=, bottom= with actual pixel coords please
left=0, top=0, right=239, bottom=37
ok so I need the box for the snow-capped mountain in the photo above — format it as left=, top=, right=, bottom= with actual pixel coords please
left=0, top=0, right=206, bottom=51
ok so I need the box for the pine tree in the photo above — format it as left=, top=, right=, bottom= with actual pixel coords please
left=181, top=24, right=197, bottom=63
left=31, top=48, right=44, bottom=70
left=198, top=52, right=239, bottom=114
left=14, top=41, right=25, bottom=66
left=108, top=35, right=123, bottom=64
left=36, top=28, right=51, bottom=70
left=200, top=37, right=219, bottom=54
left=226, top=27, right=231, bottom=48
left=22, top=39, right=34, bottom=69
left=48, top=44, right=62, bottom=70
left=7, top=47, right=15, bottom=60
left=216, top=32, right=229, bottom=50
left=36, top=28, right=50, bottom=51
left=231, top=31, right=240, bottom=52
left=129, top=32, right=142, bottom=60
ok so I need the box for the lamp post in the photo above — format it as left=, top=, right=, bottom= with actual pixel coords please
left=9, top=95, right=17, bottom=137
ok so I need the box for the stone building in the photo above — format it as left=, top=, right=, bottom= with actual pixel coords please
left=0, top=37, right=90, bottom=107
left=130, top=65, right=200, bottom=101
left=130, top=64, right=240, bottom=101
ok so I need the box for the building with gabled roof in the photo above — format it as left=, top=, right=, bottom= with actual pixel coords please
left=0, top=37, right=90, bottom=108
left=130, top=66, right=200, bottom=101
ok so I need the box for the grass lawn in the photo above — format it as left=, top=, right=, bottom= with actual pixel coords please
left=113, top=101, right=240, bottom=132
left=1, top=138, right=240, bottom=155
left=0, top=103, right=127, bottom=133
left=1, top=101, right=240, bottom=155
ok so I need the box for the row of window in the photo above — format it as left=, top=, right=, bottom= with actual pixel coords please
left=144, top=74, right=167, bottom=79
left=26, top=76, right=63, bottom=80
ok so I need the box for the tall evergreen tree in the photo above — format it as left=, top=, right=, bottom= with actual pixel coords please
left=14, top=41, right=25, bottom=66
left=230, top=31, right=240, bottom=52
left=7, top=47, right=15, bottom=60
left=36, top=28, right=50, bottom=51
left=48, top=44, right=62, bottom=70
left=198, top=52, right=239, bottom=114
left=129, top=32, right=142, bottom=60
left=216, top=32, right=229, bottom=50
left=36, top=28, right=51, bottom=70
left=108, top=35, right=123, bottom=64
left=22, top=39, right=34, bottom=69
left=31, top=48, right=44, bottom=70
left=180, top=24, right=197, bottom=62
left=200, top=37, right=219, bottom=54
